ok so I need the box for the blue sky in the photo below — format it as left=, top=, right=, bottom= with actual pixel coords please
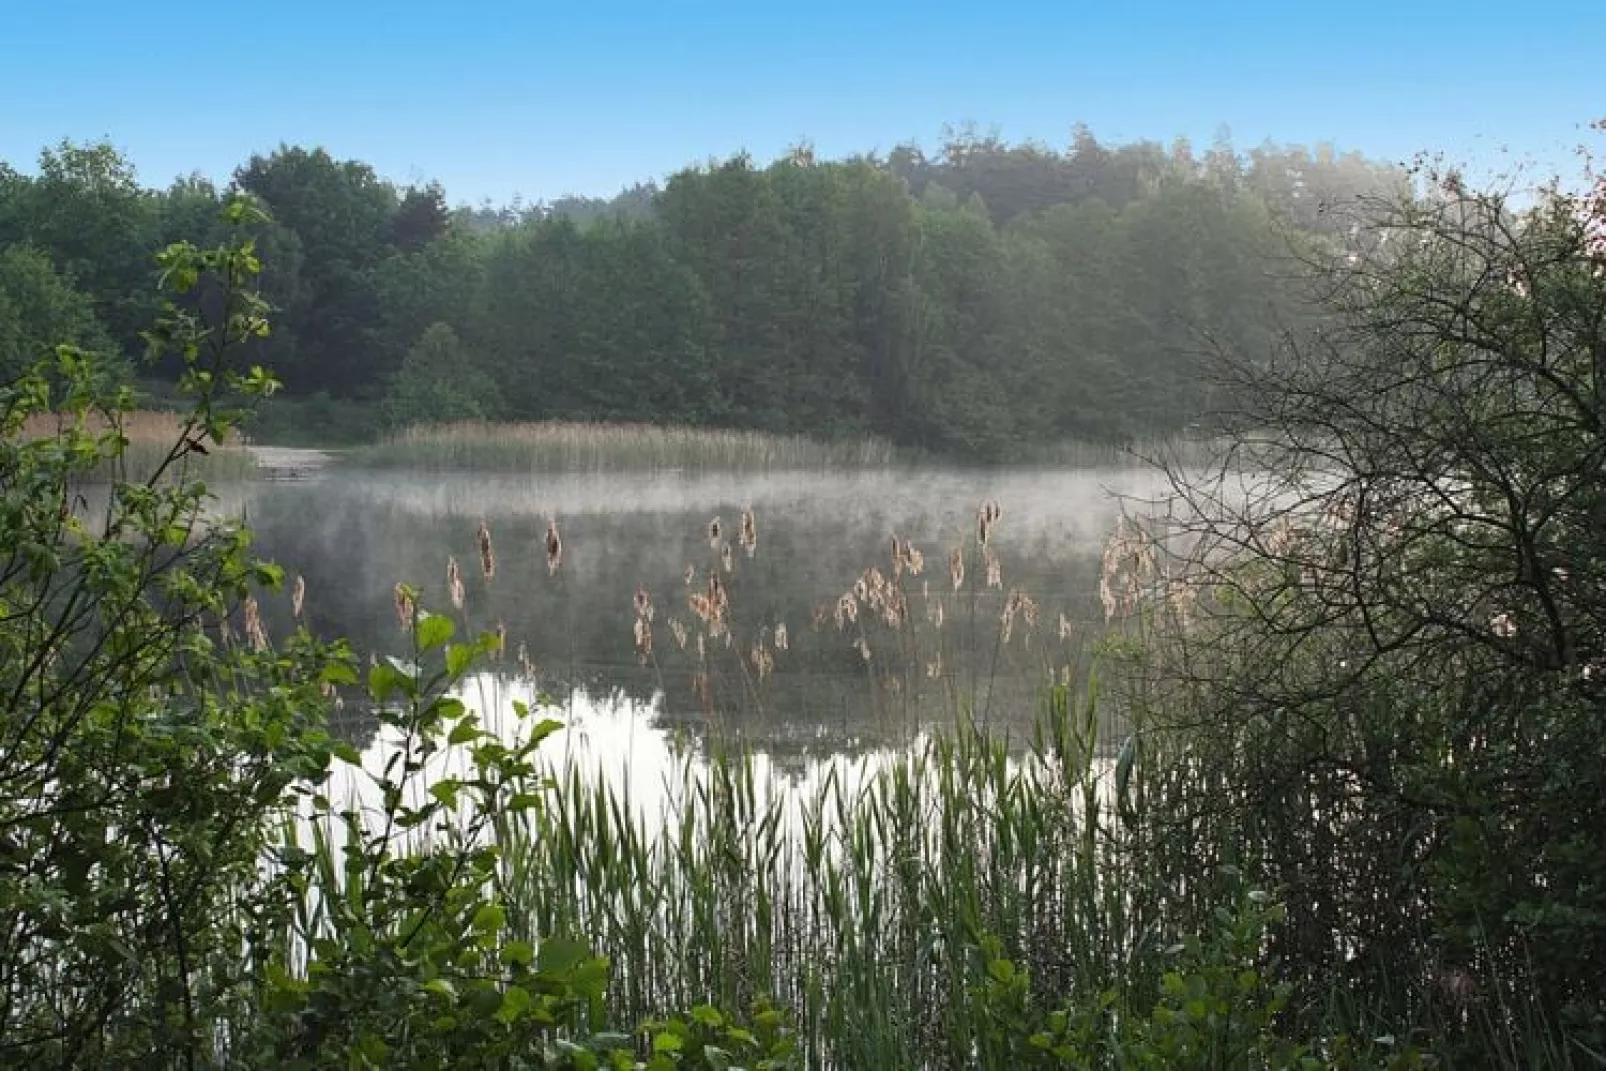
left=1, top=0, right=1599, bottom=204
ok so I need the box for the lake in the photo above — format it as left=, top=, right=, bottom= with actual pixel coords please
left=228, top=463, right=1174, bottom=764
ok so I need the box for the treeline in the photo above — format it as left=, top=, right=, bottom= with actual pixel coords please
left=0, top=129, right=1404, bottom=457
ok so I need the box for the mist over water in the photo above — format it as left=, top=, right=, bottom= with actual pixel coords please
left=228, top=463, right=1174, bottom=756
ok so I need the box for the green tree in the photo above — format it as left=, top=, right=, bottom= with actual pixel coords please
left=382, top=321, right=497, bottom=427
left=0, top=244, right=116, bottom=382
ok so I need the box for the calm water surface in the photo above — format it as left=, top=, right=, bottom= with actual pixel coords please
left=225, top=465, right=1173, bottom=771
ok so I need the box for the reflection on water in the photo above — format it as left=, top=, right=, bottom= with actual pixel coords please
left=323, top=673, right=931, bottom=844
left=222, top=465, right=1173, bottom=754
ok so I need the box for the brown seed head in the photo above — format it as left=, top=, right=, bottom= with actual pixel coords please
left=393, top=583, right=415, bottom=634
left=446, top=557, right=465, bottom=611
left=291, top=574, right=306, bottom=618
left=739, top=507, right=757, bottom=557
left=476, top=521, right=496, bottom=581
left=545, top=518, right=563, bottom=576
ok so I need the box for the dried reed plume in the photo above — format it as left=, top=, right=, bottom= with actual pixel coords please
left=739, top=507, right=757, bottom=557
left=243, top=596, right=268, bottom=652
left=773, top=622, right=788, bottom=651
left=977, top=501, right=1002, bottom=546
left=721, top=543, right=734, bottom=574
left=949, top=547, right=965, bottom=591
left=476, top=521, right=496, bottom=581
left=834, top=593, right=858, bottom=630
left=393, top=583, right=415, bottom=633
left=545, top=518, right=562, bottom=575
left=984, top=546, right=1003, bottom=590
left=633, top=586, right=654, bottom=622
left=634, top=617, right=653, bottom=664
left=1000, top=589, right=1038, bottom=645
left=668, top=618, right=689, bottom=650
left=446, top=557, right=466, bottom=612
left=291, top=575, right=306, bottom=618
left=1099, top=516, right=1158, bottom=621
left=707, top=516, right=722, bottom=548
left=749, top=642, right=774, bottom=682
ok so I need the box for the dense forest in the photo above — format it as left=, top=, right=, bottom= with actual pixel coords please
left=0, top=128, right=1404, bottom=456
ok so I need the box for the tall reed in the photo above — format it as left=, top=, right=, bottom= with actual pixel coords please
left=353, top=420, right=899, bottom=473
left=17, top=409, right=257, bottom=481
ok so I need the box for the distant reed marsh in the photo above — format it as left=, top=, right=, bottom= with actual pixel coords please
left=354, top=421, right=901, bottom=473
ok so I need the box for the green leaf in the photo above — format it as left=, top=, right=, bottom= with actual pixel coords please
left=501, top=940, right=535, bottom=968
left=538, top=936, right=592, bottom=975
left=331, top=742, right=363, bottom=766
left=423, top=978, right=457, bottom=1002
left=416, top=612, right=454, bottom=651
left=652, top=1031, right=685, bottom=1053
left=471, top=902, right=506, bottom=936
left=690, top=1005, right=724, bottom=1028
left=428, top=780, right=460, bottom=808
left=495, top=984, right=531, bottom=1024
left=446, top=642, right=475, bottom=677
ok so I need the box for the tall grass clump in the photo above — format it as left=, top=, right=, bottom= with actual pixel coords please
left=352, top=420, right=899, bottom=473
left=18, top=408, right=257, bottom=481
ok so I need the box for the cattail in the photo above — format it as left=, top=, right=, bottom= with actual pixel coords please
left=984, top=546, right=1003, bottom=589
left=906, top=543, right=924, bottom=576
left=633, top=585, right=654, bottom=622
left=243, top=596, right=268, bottom=652
left=446, top=557, right=465, bottom=611
left=721, top=543, right=734, bottom=574
left=949, top=547, right=965, bottom=591
left=739, top=507, right=757, bottom=557
left=393, top=583, right=415, bottom=633
left=545, top=518, right=562, bottom=575
left=634, top=617, right=653, bottom=663
left=476, top=520, right=496, bottom=581
left=707, top=516, right=722, bottom=548
left=977, top=501, right=1001, bottom=546
left=773, top=621, right=789, bottom=651
left=291, top=574, right=306, bottom=618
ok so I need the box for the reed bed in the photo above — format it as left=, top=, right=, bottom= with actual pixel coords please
left=353, top=420, right=900, bottom=473
left=17, top=409, right=257, bottom=482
